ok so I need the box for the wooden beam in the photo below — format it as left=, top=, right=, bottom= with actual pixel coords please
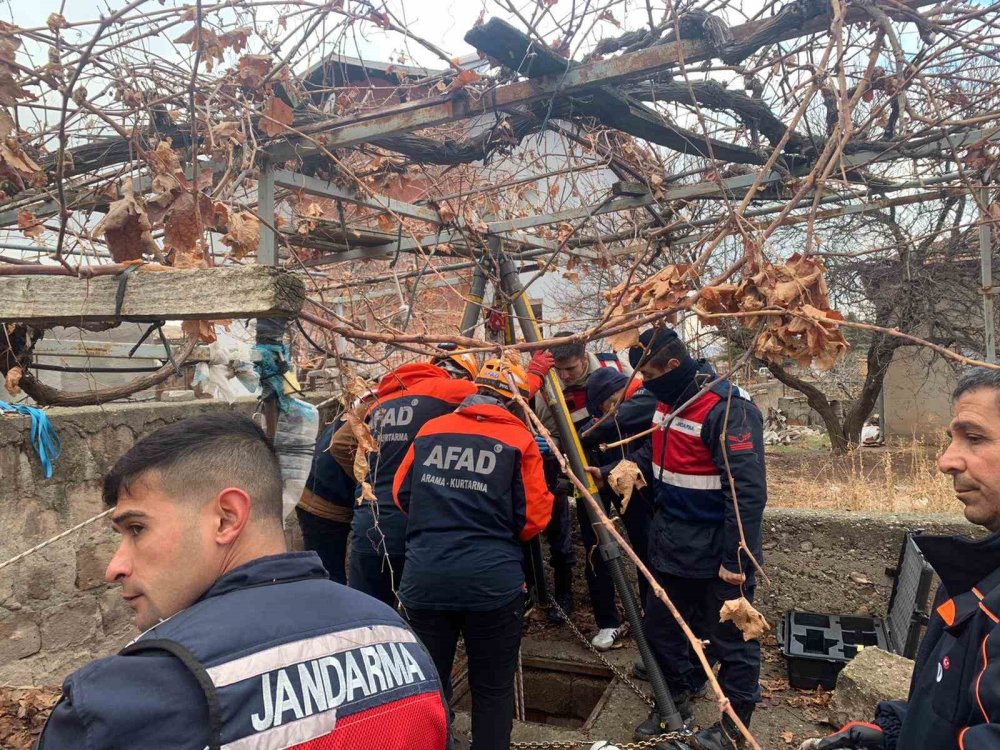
left=266, top=0, right=938, bottom=162
left=0, top=266, right=305, bottom=326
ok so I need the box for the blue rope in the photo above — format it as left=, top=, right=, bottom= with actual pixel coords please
left=253, top=343, right=308, bottom=414
left=0, top=401, right=61, bottom=478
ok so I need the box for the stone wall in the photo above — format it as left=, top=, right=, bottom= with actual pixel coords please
left=0, top=398, right=254, bottom=686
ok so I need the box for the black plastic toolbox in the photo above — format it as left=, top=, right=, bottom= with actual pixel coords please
left=777, top=611, right=890, bottom=690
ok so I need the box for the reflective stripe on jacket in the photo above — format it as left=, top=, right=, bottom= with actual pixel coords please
left=36, top=553, right=448, bottom=750
left=616, top=365, right=766, bottom=579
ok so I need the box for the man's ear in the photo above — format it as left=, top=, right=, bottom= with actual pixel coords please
left=666, top=357, right=681, bottom=371
left=213, top=487, right=252, bottom=545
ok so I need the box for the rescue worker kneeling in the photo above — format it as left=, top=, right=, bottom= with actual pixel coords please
left=37, top=413, right=448, bottom=750
left=393, top=357, right=555, bottom=750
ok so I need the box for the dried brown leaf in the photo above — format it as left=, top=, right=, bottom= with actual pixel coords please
left=346, top=410, right=378, bottom=502
left=448, top=69, right=481, bottom=91
left=174, top=26, right=225, bottom=71
left=781, top=730, right=795, bottom=744
left=720, top=597, right=770, bottom=641
left=260, top=95, right=293, bottom=138
left=182, top=319, right=218, bottom=344
left=17, top=209, right=42, bottom=240
left=0, top=139, right=44, bottom=184
left=162, top=190, right=211, bottom=265
left=92, top=180, right=160, bottom=262
left=219, top=26, right=251, bottom=54
left=0, top=26, right=31, bottom=105
left=221, top=210, right=260, bottom=259
left=236, top=54, right=271, bottom=90
left=147, top=140, right=181, bottom=177
left=0, top=108, right=13, bottom=139
left=4, top=365, right=22, bottom=395
left=608, top=459, right=646, bottom=512
left=210, top=121, right=243, bottom=144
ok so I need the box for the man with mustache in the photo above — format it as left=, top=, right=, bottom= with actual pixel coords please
left=801, top=367, right=1000, bottom=750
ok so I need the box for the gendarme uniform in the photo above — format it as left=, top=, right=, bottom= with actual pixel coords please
left=37, top=552, right=448, bottom=750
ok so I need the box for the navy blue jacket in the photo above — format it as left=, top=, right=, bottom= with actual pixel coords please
left=606, top=366, right=766, bottom=579
left=580, top=385, right=658, bottom=461
left=298, top=422, right=357, bottom=521
left=37, top=553, right=447, bottom=750
left=874, top=532, right=1000, bottom=750
left=353, top=364, right=476, bottom=557
left=393, top=395, right=553, bottom=611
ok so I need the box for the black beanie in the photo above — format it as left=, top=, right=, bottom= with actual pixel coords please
left=628, top=327, right=681, bottom=370
left=585, top=367, right=629, bottom=417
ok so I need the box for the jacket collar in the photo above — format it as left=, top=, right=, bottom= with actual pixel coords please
left=455, top=395, right=524, bottom=426
left=199, top=552, right=328, bottom=601
left=916, top=531, right=1000, bottom=597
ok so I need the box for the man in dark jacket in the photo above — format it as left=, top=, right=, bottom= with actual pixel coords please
left=295, top=417, right=359, bottom=584
left=393, top=357, right=554, bottom=750
left=592, top=327, right=767, bottom=749
left=577, top=367, right=656, bottom=650
left=803, top=367, right=1000, bottom=750
left=36, top=413, right=448, bottom=750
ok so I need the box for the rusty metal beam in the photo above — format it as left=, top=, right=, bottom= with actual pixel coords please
left=293, top=191, right=651, bottom=268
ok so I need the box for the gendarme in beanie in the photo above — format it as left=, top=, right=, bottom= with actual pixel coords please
left=585, top=367, right=629, bottom=417
left=628, top=327, right=681, bottom=370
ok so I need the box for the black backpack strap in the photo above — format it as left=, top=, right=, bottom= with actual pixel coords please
left=121, top=639, right=222, bottom=750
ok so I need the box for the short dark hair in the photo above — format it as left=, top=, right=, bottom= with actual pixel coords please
left=953, top=367, right=1000, bottom=405
left=549, top=331, right=586, bottom=362
left=103, top=412, right=283, bottom=524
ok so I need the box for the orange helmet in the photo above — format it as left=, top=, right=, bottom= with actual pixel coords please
left=475, top=357, right=530, bottom=400
left=431, top=343, right=479, bottom=380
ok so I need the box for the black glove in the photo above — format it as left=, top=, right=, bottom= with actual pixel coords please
left=815, top=722, right=885, bottom=750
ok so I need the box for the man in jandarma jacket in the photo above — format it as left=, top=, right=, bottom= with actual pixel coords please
left=590, top=327, right=767, bottom=750
left=36, top=413, right=449, bottom=750
left=800, top=367, right=1000, bottom=750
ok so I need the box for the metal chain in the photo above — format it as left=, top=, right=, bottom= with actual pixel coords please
left=548, top=598, right=655, bottom=709
left=509, top=730, right=690, bottom=749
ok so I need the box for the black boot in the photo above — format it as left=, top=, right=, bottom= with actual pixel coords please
left=548, top=564, right=575, bottom=623
left=633, top=692, right=694, bottom=741
left=687, top=702, right=754, bottom=750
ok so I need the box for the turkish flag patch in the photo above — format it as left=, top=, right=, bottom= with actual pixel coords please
left=727, top=432, right=754, bottom=452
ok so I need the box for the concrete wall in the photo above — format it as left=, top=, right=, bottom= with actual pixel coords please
left=883, top=347, right=956, bottom=438
left=0, top=399, right=253, bottom=686
left=746, top=379, right=839, bottom=428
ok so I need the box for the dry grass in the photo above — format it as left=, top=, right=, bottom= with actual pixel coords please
left=766, top=437, right=961, bottom=515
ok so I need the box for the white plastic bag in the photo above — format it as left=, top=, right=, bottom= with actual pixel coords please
left=191, top=330, right=258, bottom=402
left=272, top=398, right=319, bottom=525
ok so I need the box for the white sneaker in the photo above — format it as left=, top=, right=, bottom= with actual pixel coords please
left=591, top=627, right=622, bottom=651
